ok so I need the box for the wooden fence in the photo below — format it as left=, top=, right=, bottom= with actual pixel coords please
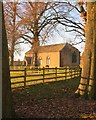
left=10, top=66, right=82, bottom=89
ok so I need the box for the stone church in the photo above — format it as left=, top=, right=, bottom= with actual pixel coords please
left=23, top=43, right=80, bottom=68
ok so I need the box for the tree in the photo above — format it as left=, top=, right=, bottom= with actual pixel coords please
left=18, top=2, right=63, bottom=66
left=4, top=1, right=86, bottom=66
left=18, top=1, right=85, bottom=66
left=2, top=3, right=15, bottom=118
left=4, top=2, right=26, bottom=65
left=54, top=1, right=85, bottom=45
left=75, top=1, right=96, bottom=100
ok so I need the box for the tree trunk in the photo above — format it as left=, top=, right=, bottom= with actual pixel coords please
left=75, top=2, right=96, bottom=99
left=33, top=16, right=39, bottom=67
left=2, top=4, right=15, bottom=118
left=88, top=3, right=96, bottom=99
left=10, top=3, right=16, bottom=66
left=33, top=39, right=39, bottom=67
left=10, top=44, right=15, bottom=66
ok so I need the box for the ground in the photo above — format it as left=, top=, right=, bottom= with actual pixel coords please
left=12, top=78, right=96, bottom=119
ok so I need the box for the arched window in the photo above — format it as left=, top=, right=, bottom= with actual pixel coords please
left=39, top=57, right=42, bottom=65
left=26, top=57, right=32, bottom=65
left=72, top=52, right=77, bottom=63
left=46, top=56, right=50, bottom=65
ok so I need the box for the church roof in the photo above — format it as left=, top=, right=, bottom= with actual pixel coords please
left=25, top=43, right=80, bottom=55
left=26, top=43, right=65, bottom=54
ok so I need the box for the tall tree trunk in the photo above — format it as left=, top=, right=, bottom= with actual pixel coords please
left=88, top=3, right=96, bottom=99
left=33, top=38, right=39, bottom=67
left=75, top=2, right=96, bottom=99
left=33, top=10, right=39, bottom=67
left=10, top=43, right=15, bottom=66
left=2, top=3, right=15, bottom=118
left=10, top=3, right=16, bottom=66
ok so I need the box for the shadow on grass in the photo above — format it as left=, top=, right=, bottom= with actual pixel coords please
left=13, top=77, right=80, bottom=100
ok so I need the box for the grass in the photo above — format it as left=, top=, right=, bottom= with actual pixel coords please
left=16, top=77, right=80, bottom=100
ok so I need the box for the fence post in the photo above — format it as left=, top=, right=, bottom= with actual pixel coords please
left=76, top=68, right=77, bottom=77
left=43, top=67, right=45, bottom=83
left=24, top=68, right=26, bottom=88
left=74, top=68, right=75, bottom=78
left=80, top=68, right=82, bottom=77
left=55, top=67, right=57, bottom=81
left=78, top=67, right=80, bottom=76
left=65, top=67, right=67, bottom=80
left=77, top=68, right=78, bottom=77
left=70, top=67, right=72, bottom=79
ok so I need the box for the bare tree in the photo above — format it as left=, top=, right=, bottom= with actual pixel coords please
left=53, top=1, right=86, bottom=45
left=18, top=2, right=63, bottom=66
left=4, top=2, right=27, bottom=66
left=4, top=1, right=87, bottom=67
left=18, top=1, right=85, bottom=66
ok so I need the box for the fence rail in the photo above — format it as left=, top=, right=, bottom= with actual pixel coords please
left=10, top=66, right=82, bottom=89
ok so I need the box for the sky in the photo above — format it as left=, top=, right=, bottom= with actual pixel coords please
left=14, top=29, right=85, bottom=61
